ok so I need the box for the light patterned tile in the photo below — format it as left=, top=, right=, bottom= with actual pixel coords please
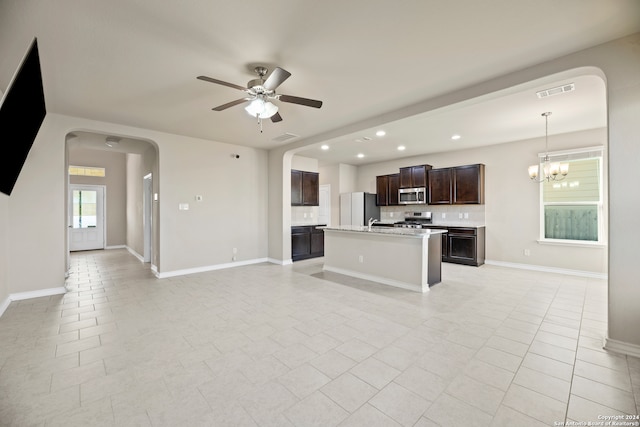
left=574, top=359, right=633, bottom=392
left=283, top=391, right=349, bottom=427
left=320, top=373, right=378, bottom=413
left=570, top=375, right=636, bottom=414
left=502, top=384, right=566, bottom=425
left=369, top=382, right=430, bottom=426
left=423, top=393, right=492, bottom=427
left=338, top=403, right=401, bottom=427
left=445, top=374, right=505, bottom=415
left=512, top=366, right=570, bottom=403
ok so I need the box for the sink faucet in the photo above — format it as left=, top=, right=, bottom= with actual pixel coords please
left=368, top=218, right=379, bottom=231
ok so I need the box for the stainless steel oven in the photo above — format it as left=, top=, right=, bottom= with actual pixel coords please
left=398, top=187, right=426, bottom=204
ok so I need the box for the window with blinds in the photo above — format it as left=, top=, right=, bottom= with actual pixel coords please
left=540, top=147, right=603, bottom=243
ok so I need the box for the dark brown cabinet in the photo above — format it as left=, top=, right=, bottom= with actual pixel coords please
left=428, top=164, right=485, bottom=205
left=425, top=226, right=485, bottom=266
left=292, top=225, right=325, bottom=261
left=375, top=173, right=400, bottom=206
left=427, top=168, right=452, bottom=204
left=399, top=165, right=431, bottom=188
left=291, top=170, right=319, bottom=206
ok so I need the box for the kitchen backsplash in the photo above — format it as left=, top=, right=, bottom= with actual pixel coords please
left=291, top=206, right=321, bottom=225
left=380, top=204, right=485, bottom=225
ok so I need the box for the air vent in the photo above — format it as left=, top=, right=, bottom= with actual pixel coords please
left=272, top=132, right=300, bottom=142
left=536, top=83, right=575, bottom=99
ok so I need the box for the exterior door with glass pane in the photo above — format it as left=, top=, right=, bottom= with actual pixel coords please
left=69, top=185, right=105, bottom=251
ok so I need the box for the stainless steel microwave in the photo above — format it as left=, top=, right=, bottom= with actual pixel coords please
left=398, top=187, right=426, bottom=204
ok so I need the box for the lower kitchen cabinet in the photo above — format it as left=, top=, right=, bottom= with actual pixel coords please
left=427, top=226, right=485, bottom=266
left=292, top=225, right=325, bottom=261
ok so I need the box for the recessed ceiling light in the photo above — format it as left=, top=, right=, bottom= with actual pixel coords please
left=321, top=144, right=329, bottom=150
left=376, top=130, right=386, bottom=137
left=397, top=145, right=406, bottom=151
left=451, top=134, right=461, bottom=140
left=357, top=153, right=365, bottom=158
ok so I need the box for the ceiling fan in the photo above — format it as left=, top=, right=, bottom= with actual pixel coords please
left=197, top=66, right=323, bottom=127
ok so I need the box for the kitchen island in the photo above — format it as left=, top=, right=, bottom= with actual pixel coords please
left=319, top=225, right=446, bottom=293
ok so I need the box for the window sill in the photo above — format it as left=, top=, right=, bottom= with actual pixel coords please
left=537, top=239, right=607, bottom=249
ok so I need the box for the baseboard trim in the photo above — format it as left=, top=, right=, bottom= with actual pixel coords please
left=125, top=246, right=145, bottom=263
left=0, top=296, right=10, bottom=317
left=9, top=287, right=67, bottom=302
left=105, top=245, right=126, bottom=250
left=267, top=258, right=293, bottom=265
left=603, top=336, right=640, bottom=358
left=484, top=259, right=608, bottom=280
left=156, top=258, right=270, bottom=279
left=322, top=265, right=427, bottom=293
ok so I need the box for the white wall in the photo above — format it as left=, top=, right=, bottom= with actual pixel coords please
left=4, top=113, right=269, bottom=296
left=357, top=128, right=608, bottom=274
left=126, top=153, right=144, bottom=256
left=0, top=194, right=8, bottom=315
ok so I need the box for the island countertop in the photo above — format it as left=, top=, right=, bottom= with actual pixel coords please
left=317, top=225, right=447, bottom=238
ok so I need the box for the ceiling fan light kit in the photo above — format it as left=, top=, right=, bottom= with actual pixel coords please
left=197, top=65, right=323, bottom=132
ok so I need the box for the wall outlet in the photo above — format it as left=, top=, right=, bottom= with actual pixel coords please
left=524, top=249, right=531, bottom=256
left=458, top=213, right=463, bottom=219
left=441, top=213, right=446, bottom=219
left=304, top=213, right=307, bottom=218
left=390, top=212, right=394, bottom=217
left=232, top=248, right=238, bottom=254
left=358, top=255, right=364, bottom=263
left=179, top=203, right=189, bottom=210
left=464, top=212, right=469, bottom=219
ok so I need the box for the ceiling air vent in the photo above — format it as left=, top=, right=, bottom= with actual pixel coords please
left=536, top=83, right=575, bottom=99
left=272, top=132, right=300, bottom=142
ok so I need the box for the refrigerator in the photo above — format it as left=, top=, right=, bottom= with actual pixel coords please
left=339, top=192, right=380, bottom=226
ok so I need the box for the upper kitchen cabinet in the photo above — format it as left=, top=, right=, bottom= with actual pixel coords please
left=427, top=168, right=452, bottom=204
left=291, top=169, right=319, bottom=206
left=428, top=164, right=485, bottom=205
left=376, top=173, right=400, bottom=206
left=453, top=164, right=485, bottom=204
left=399, top=165, right=432, bottom=188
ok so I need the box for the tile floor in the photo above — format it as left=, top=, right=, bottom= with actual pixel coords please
left=0, top=249, right=639, bottom=426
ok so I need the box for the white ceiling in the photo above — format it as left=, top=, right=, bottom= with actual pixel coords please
left=1, top=1, right=638, bottom=165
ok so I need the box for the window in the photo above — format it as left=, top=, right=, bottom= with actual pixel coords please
left=539, top=146, right=604, bottom=244
left=69, top=165, right=105, bottom=177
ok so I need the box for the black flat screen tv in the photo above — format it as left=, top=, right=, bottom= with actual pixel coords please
left=0, top=38, right=47, bottom=196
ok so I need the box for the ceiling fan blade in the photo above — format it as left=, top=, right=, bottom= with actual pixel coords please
left=212, top=98, right=248, bottom=111
left=263, top=67, right=291, bottom=91
left=270, top=112, right=283, bottom=123
left=278, top=95, right=323, bottom=109
left=197, top=75, right=246, bottom=91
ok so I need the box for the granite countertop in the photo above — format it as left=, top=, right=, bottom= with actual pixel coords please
left=319, top=225, right=447, bottom=238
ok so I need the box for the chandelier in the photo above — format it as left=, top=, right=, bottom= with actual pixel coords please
left=528, top=112, right=569, bottom=182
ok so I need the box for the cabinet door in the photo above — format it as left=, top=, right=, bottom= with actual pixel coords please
left=376, top=175, right=389, bottom=206
left=388, top=174, right=400, bottom=205
left=399, top=167, right=413, bottom=188
left=291, top=230, right=310, bottom=259
left=291, top=170, right=303, bottom=206
left=453, top=164, right=485, bottom=204
left=427, top=168, right=452, bottom=204
left=410, top=165, right=428, bottom=188
left=310, top=230, right=324, bottom=256
left=302, top=172, right=319, bottom=206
